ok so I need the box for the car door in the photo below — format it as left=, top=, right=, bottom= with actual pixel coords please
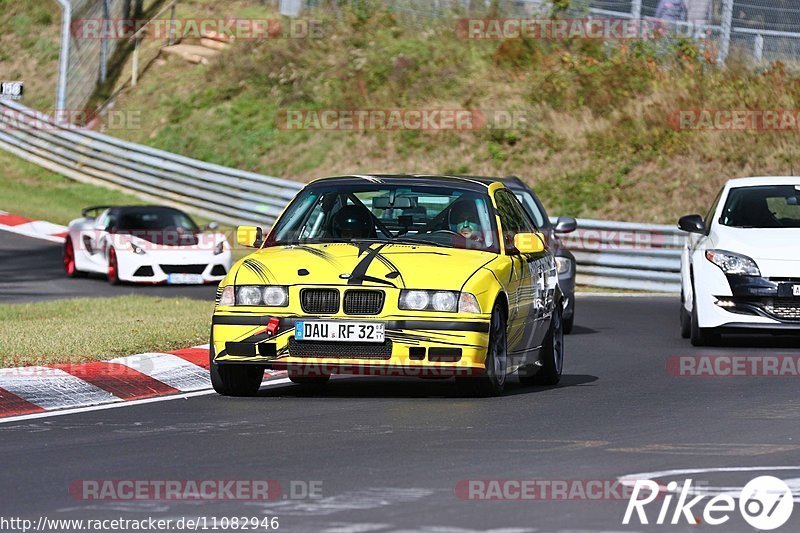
left=493, top=189, right=549, bottom=368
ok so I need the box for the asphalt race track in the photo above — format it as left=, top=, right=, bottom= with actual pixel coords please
left=2, top=295, right=800, bottom=531
left=0, top=231, right=216, bottom=303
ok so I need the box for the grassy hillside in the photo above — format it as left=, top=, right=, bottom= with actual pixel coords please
left=105, top=0, right=800, bottom=223
left=0, top=150, right=144, bottom=225
left=0, top=0, right=61, bottom=110
left=6, top=0, right=800, bottom=223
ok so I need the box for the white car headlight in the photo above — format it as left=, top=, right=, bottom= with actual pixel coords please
left=399, top=290, right=430, bottom=310
left=130, top=242, right=146, bottom=255
left=399, top=290, right=479, bottom=313
left=218, top=286, right=235, bottom=307
left=555, top=256, right=572, bottom=275
left=263, top=286, right=289, bottom=307
left=214, top=240, right=225, bottom=255
left=237, top=286, right=263, bottom=306
left=705, top=250, right=761, bottom=276
left=431, top=291, right=458, bottom=312
left=235, top=285, right=289, bottom=306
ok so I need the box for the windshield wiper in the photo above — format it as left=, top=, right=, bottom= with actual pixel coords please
left=389, top=236, right=451, bottom=248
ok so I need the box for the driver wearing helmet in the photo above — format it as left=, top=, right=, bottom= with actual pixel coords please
left=448, top=200, right=483, bottom=242
left=331, top=204, right=375, bottom=239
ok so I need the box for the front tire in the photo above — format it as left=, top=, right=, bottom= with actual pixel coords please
left=680, top=303, right=691, bottom=339
left=63, top=237, right=84, bottom=278
left=521, top=303, right=564, bottom=386
left=563, top=313, right=574, bottom=335
left=690, top=297, right=719, bottom=347
left=456, top=302, right=507, bottom=397
left=209, top=339, right=264, bottom=396
left=107, top=247, right=120, bottom=285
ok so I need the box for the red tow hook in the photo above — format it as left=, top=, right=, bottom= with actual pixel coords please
left=254, top=317, right=280, bottom=337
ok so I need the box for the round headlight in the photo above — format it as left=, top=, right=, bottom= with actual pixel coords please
left=263, top=286, right=288, bottom=307
left=237, top=286, right=262, bottom=306
left=403, top=290, right=430, bottom=310
left=431, top=291, right=457, bottom=312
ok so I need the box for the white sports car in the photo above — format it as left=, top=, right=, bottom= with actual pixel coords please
left=63, top=205, right=232, bottom=285
left=678, top=176, right=800, bottom=345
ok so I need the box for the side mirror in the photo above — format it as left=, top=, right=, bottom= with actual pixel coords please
left=237, top=226, right=263, bottom=248
left=554, top=216, right=577, bottom=234
left=513, top=232, right=546, bottom=254
left=678, top=214, right=706, bottom=234
left=206, top=221, right=220, bottom=231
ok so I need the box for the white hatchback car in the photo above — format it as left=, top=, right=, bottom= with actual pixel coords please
left=678, top=176, right=800, bottom=345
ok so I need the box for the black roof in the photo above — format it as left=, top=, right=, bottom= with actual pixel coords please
left=308, top=174, right=509, bottom=193
left=82, top=205, right=191, bottom=218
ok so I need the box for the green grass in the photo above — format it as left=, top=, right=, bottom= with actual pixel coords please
left=0, top=296, right=214, bottom=366
left=0, top=150, right=145, bottom=226
left=105, top=0, right=800, bottom=223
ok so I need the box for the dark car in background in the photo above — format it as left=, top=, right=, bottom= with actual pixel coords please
left=470, top=176, right=578, bottom=333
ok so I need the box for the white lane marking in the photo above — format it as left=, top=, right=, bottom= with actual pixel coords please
left=0, top=378, right=293, bottom=424
left=619, top=466, right=800, bottom=502
left=0, top=367, right=118, bottom=410
left=107, top=353, right=210, bottom=391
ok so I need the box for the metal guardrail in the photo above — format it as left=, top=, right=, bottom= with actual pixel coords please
left=558, top=218, right=683, bottom=293
left=0, top=99, right=302, bottom=227
left=0, top=99, right=683, bottom=292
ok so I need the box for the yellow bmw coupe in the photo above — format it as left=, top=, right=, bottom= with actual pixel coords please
left=210, top=175, right=564, bottom=396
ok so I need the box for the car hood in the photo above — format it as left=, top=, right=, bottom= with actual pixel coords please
left=714, top=227, right=800, bottom=261
left=233, top=243, right=498, bottom=291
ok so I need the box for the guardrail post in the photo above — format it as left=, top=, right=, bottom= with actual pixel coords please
left=100, top=0, right=110, bottom=83
left=631, top=0, right=642, bottom=37
left=53, top=0, right=71, bottom=115
left=717, top=0, right=734, bottom=65
left=132, top=38, right=140, bottom=86
left=754, top=33, right=764, bottom=62
left=168, top=2, right=177, bottom=46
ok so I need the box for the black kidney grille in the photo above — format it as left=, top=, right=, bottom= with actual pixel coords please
left=343, top=290, right=385, bottom=315
left=288, top=338, right=392, bottom=359
left=300, top=289, right=340, bottom=314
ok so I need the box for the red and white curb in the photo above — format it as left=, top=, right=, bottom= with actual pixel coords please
left=0, top=210, right=68, bottom=243
left=0, top=345, right=287, bottom=421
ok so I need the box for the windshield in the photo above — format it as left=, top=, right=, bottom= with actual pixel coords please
left=269, top=184, right=499, bottom=252
left=513, top=190, right=547, bottom=228
left=720, top=185, right=800, bottom=228
left=115, top=208, right=198, bottom=232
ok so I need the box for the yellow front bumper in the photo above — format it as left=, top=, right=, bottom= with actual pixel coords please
left=211, top=313, right=491, bottom=375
